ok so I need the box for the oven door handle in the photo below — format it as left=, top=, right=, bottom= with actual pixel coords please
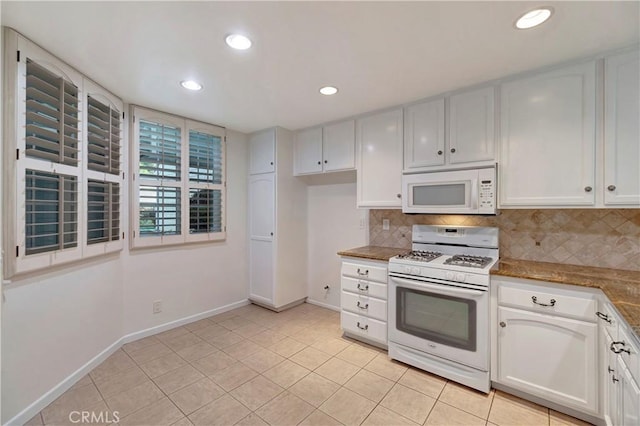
left=390, top=276, right=486, bottom=297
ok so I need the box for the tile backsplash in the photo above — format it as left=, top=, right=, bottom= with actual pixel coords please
left=370, top=209, right=640, bottom=271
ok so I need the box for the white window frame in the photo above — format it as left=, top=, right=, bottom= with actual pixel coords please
left=3, top=29, right=126, bottom=278
left=130, top=106, right=226, bottom=249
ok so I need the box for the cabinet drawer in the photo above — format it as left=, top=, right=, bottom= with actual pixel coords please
left=341, top=277, right=387, bottom=300
left=341, top=311, right=387, bottom=345
left=498, top=284, right=596, bottom=321
left=342, top=261, right=387, bottom=283
left=341, top=292, right=387, bottom=321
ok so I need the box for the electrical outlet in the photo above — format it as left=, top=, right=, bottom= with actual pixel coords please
left=153, top=300, right=162, bottom=314
left=382, top=219, right=390, bottom=230
left=359, top=218, right=366, bottom=229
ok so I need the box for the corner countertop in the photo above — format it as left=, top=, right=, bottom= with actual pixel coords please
left=492, top=258, right=640, bottom=336
left=337, top=245, right=409, bottom=262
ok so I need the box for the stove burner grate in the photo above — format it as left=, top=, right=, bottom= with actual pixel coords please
left=444, top=255, right=493, bottom=268
left=396, top=250, right=443, bottom=263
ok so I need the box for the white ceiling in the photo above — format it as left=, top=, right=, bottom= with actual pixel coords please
left=2, top=1, right=639, bottom=133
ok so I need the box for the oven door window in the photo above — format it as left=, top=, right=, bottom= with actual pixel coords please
left=411, top=182, right=469, bottom=207
left=397, top=287, right=476, bottom=351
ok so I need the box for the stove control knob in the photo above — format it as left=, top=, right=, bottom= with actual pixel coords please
left=411, top=267, right=421, bottom=275
left=455, top=273, right=466, bottom=282
left=403, top=266, right=412, bottom=274
left=445, top=271, right=455, bottom=281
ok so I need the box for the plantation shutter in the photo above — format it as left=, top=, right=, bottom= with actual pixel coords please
left=87, top=181, right=120, bottom=244
left=139, top=120, right=181, bottom=180
left=25, top=59, right=79, bottom=165
left=189, top=130, right=223, bottom=234
left=87, top=96, right=121, bottom=174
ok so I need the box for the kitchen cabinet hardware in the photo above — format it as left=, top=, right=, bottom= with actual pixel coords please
left=612, top=375, right=619, bottom=383
left=584, top=186, right=593, bottom=192
left=357, top=282, right=369, bottom=291
left=397, top=193, right=401, bottom=198
left=357, top=268, right=369, bottom=276
left=324, top=160, right=327, bottom=164
left=270, top=161, right=273, bottom=165
left=596, top=311, right=612, bottom=323
left=356, top=322, right=369, bottom=331
left=437, top=150, right=443, bottom=155
left=450, top=148, right=456, bottom=153
left=317, top=161, right=321, bottom=165
left=531, top=295, right=556, bottom=307
left=356, top=301, right=369, bottom=310
left=608, top=366, right=615, bottom=373
left=499, top=321, right=506, bottom=328
left=607, top=185, right=617, bottom=191
left=270, top=232, right=273, bottom=236
left=610, top=341, right=632, bottom=355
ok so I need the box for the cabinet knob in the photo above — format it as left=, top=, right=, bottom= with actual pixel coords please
left=608, top=185, right=616, bottom=192
left=317, top=161, right=321, bottom=165
left=397, top=193, right=401, bottom=199
left=499, top=321, right=506, bottom=328
left=270, top=232, right=274, bottom=236
left=437, top=150, right=443, bottom=155
left=450, top=148, right=456, bottom=153
left=584, top=186, right=592, bottom=192
left=324, top=160, right=328, bottom=164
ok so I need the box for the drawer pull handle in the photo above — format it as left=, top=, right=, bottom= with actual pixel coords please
left=357, top=268, right=369, bottom=276
left=356, top=301, right=369, bottom=310
left=611, top=341, right=632, bottom=355
left=612, top=375, right=619, bottom=383
left=357, top=283, right=369, bottom=291
left=356, top=322, right=368, bottom=331
left=531, top=296, right=555, bottom=307
left=596, top=311, right=612, bottom=324
left=608, top=366, right=615, bottom=374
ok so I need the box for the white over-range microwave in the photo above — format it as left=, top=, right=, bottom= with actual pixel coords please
left=401, top=166, right=497, bottom=215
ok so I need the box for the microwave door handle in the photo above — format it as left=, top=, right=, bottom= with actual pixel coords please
left=391, top=276, right=485, bottom=296
left=470, top=179, right=478, bottom=210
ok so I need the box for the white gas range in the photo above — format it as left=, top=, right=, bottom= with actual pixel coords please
left=388, top=225, right=499, bottom=393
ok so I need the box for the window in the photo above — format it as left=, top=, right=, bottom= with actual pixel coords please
left=131, top=106, right=225, bottom=248
left=3, top=30, right=124, bottom=277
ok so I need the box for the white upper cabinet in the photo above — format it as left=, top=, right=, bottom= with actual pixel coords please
left=604, top=50, right=640, bottom=206
left=449, top=86, right=495, bottom=165
left=404, top=98, right=445, bottom=169
left=293, top=127, right=323, bottom=175
left=249, top=129, right=276, bottom=175
left=357, top=109, right=403, bottom=208
left=293, top=120, right=355, bottom=175
left=323, top=119, right=355, bottom=172
left=499, top=61, right=597, bottom=207
left=404, top=86, right=496, bottom=172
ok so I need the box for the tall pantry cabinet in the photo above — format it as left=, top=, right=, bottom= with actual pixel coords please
left=248, top=127, right=307, bottom=311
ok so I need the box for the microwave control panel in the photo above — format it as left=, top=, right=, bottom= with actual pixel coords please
left=478, top=168, right=495, bottom=213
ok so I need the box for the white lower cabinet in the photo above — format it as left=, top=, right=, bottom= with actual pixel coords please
left=599, top=301, right=640, bottom=426
left=340, top=257, right=388, bottom=347
left=493, top=277, right=599, bottom=415
left=496, top=306, right=598, bottom=412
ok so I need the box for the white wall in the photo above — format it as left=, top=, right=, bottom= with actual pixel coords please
left=123, top=130, right=248, bottom=334
left=1, top=130, right=249, bottom=424
left=306, top=182, right=367, bottom=309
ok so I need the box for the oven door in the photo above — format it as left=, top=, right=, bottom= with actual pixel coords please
left=388, top=274, right=489, bottom=370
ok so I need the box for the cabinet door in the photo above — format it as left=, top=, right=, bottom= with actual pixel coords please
left=620, top=359, right=640, bottom=426
left=499, top=62, right=596, bottom=207
left=449, top=87, right=495, bottom=165
left=250, top=239, right=274, bottom=304
left=404, top=99, right=445, bottom=169
left=249, top=174, right=274, bottom=240
left=604, top=329, right=620, bottom=426
left=497, top=306, right=598, bottom=412
left=323, top=120, right=355, bottom=172
left=249, top=129, right=275, bottom=175
left=604, top=50, right=640, bottom=206
left=293, top=127, right=323, bottom=175
left=357, top=109, right=404, bottom=207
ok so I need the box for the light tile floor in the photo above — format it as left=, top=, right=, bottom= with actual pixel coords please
left=26, top=303, right=592, bottom=426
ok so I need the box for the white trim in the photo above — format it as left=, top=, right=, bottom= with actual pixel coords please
left=305, top=298, right=340, bottom=312
left=5, top=298, right=250, bottom=426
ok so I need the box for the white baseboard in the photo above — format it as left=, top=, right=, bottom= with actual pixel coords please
left=6, top=299, right=250, bottom=426
left=306, top=298, right=340, bottom=312
left=122, top=299, right=250, bottom=344
left=7, top=338, right=123, bottom=426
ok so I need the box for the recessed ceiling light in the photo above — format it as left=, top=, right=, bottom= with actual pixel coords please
left=180, top=80, right=203, bottom=91
left=225, top=34, right=252, bottom=50
left=515, top=7, right=553, bottom=29
left=319, top=86, right=338, bottom=96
